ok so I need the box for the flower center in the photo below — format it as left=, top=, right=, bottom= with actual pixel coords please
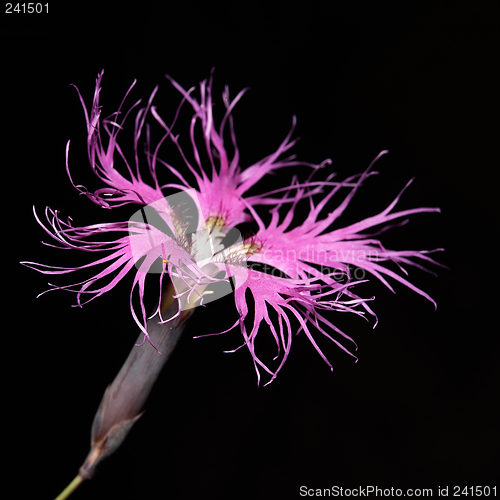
left=214, top=239, right=262, bottom=265
left=204, top=215, right=226, bottom=230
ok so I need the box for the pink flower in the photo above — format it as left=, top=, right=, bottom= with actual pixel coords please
left=22, top=71, right=443, bottom=385
left=226, top=158, right=443, bottom=384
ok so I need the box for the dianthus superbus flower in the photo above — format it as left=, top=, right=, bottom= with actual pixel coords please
left=22, top=70, right=443, bottom=499
left=23, top=69, right=443, bottom=383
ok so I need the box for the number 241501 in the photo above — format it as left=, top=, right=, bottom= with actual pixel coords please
left=5, top=3, right=48, bottom=13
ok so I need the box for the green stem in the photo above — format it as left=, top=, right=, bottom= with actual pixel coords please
left=54, top=475, right=83, bottom=500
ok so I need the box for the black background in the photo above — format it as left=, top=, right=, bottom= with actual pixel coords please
left=3, top=2, right=499, bottom=499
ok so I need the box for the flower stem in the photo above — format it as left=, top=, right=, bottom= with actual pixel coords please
left=54, top=281, right=193, bottom=499
left=54, top=475, right=83, bottom=500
